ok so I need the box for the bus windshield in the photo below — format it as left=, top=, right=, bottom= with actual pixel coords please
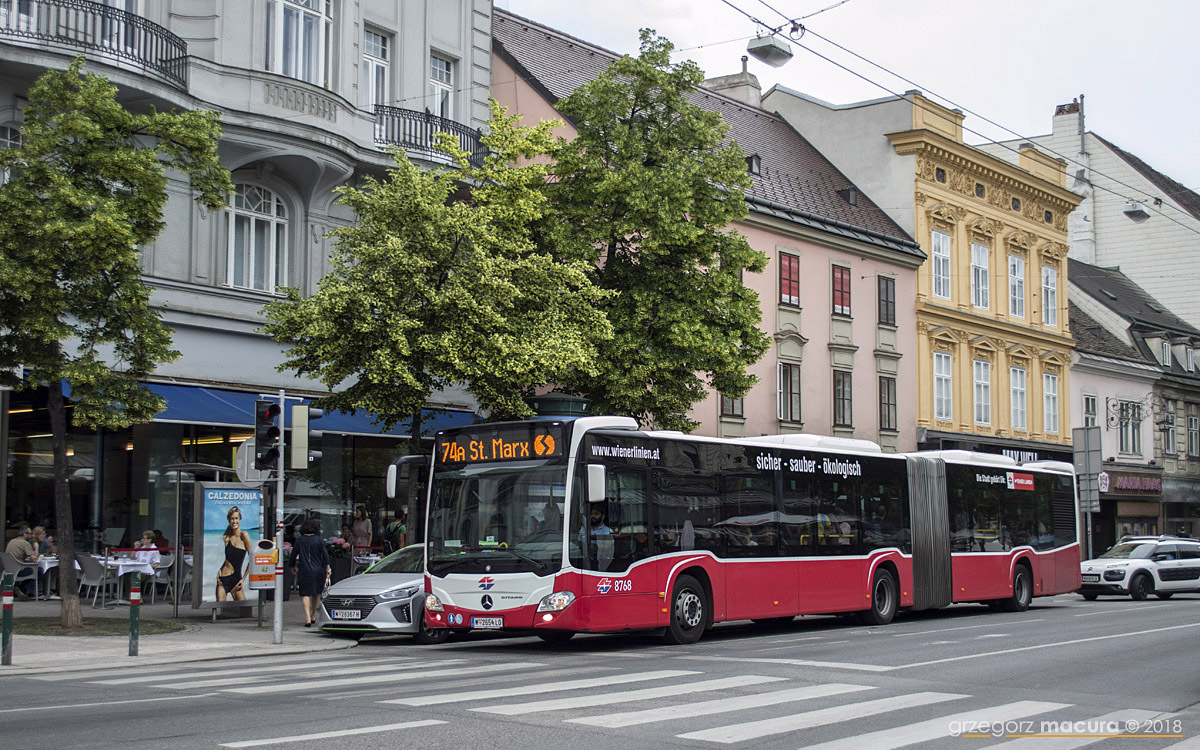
left=426, top=461, right=567, bottom=576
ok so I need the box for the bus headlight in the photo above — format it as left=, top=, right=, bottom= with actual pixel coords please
left=425, top=593, right=444, bottom=612
left=536, top=590, right=576, bottom=613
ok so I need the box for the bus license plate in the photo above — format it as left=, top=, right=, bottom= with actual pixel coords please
left=471, top=617, right=503, bottom=629
left=1080, top=574, right=1100, bottom=583
left=332, top=609, right=361, bottom=620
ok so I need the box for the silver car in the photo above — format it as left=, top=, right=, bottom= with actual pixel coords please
left=317, top=544, right=448, bottom=643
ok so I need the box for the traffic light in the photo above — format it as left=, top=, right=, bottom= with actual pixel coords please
left=254, top=399, right=281, bottom=470
left=290, top=404, right=324, bottom=469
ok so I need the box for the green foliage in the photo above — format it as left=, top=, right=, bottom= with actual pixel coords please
left=262, top=102, right=611, bottom=429
left=0, top=57, right=233, bottom=426
left=546, top=30, right=770, bottom=431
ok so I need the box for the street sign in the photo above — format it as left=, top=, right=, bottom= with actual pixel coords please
left=235, top=439, right=268, bottom=485
left=1072, top=426, right=1102, bottom=513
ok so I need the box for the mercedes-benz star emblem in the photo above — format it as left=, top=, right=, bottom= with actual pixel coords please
left=481, top=594, right=493, bottom=610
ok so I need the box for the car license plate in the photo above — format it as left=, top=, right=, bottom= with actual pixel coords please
left=471, top=617, right=503, bottom=629
left=1080, top=574, right=1100, bottom=583
left=331, top=609, right=361, bottom=620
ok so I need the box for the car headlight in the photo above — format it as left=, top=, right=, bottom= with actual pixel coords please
left=425, top=593, right=444, bottom=612
left=536, top=590, right=576, bottom=613
left=378, top=585, right=420, bottom=601
left=1104, top=569, right=1127, bottom=581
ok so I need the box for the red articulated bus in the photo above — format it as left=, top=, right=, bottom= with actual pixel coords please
left=420, top=416, right=1080, bottom=644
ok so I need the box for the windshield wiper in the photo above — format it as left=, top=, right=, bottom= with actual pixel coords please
left=453, top=545, right=547, bottom=571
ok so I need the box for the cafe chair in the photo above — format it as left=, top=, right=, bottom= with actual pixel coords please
left=75, top=552, right=115, bottom=605
left=148, top=553, right=174, bottom=604
left=2, top=552, right=37, bottom=599
left=177, top=557, right=193, bottom=601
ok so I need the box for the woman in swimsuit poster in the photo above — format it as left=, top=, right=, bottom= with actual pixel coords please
left=216, top=506, right=253, bottom=601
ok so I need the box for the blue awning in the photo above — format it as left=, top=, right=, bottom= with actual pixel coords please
left=142, top=383, right=475, bottom=438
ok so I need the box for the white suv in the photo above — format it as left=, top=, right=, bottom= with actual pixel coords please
left=1079, top=535, right=1200, bottom=601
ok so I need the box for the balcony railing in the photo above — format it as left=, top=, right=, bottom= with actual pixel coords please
left=374, top=105, right=487, bottom=168
left=0, top=0, right=187, bottom=89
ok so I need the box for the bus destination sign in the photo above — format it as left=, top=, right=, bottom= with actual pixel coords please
left=437, top=423, right=565, bottom=466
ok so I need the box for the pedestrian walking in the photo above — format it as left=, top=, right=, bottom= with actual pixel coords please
left=291, top=519, right=331, bottom=628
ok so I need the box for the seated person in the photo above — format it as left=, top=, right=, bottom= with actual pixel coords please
left=5, top=523, right=39, bottom=600
left=133, top=529, right=161, bottom=595
left=588, top=504, right=614, bottom=570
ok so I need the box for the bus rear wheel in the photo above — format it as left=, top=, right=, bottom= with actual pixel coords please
left=664, top=574, right=707, bottom=644
left=857, top=568, right=897, bottom=626
left=1000, top=565, right=1032, bottom=612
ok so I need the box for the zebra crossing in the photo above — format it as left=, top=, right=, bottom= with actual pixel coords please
left=40, top=656, right=1197, bottom=749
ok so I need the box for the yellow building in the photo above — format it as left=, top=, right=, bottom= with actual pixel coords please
left=767, top=90, right=1081, bottom=460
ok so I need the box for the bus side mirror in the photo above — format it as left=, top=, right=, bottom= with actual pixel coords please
left=386, top=464, right=398, bottom=499
left=587, top=464, right=606, bottom=503
left=387, top=454, right=428, bottom=499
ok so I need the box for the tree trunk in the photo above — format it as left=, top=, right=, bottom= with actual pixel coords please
left=48, top=381, right=82, bottom=628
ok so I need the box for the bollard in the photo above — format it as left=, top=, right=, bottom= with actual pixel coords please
left=129, top=583, right=140, bottom=656
left=2, top=571, right=13, bottom=665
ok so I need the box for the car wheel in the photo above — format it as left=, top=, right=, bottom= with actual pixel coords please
left=1081, top=593, right=1099, bottom=601
left=413, top=621, right=450, bottom=645
left=857, top=568, right=897, bottom=625
left=535, top=630, right=575, bottom=644
left=999, top=565, right=1032, bottom=612
left=1129, top=573, right=1152, bottom=601
left=1155, top=592, right=1173, bottom=600
left=663, top=574, right=706, bottom=645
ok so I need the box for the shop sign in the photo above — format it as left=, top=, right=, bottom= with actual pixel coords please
left=1100, top=471, right=1162, bottom=494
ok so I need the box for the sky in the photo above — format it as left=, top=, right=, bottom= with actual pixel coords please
left=497, top=0, right=1200, bottom=192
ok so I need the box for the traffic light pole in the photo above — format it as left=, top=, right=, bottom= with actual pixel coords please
left=274, top=388, right=286, bottom=645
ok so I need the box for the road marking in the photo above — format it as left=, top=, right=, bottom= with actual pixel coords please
left=472, top=675, right=786, bottom=716
left=795, top=700, right=1070, bottom=750
left=890, top=619, right=1045, bottom=637
left=221, top=661, right=544, bottom=694
left=92, top=657, right=406, bottom=685
left=1073, top=603, right=1173, bottom=617
left=0, top=692, right=219, bottom=713
left=682, top=655, right=894, bottom=672
left=570, top=682, right=875, bottom=728
left=1161, top=735, right=1200, bottom=749
left=677, top=691, right=967, bottom=743
left=155, top=659, right=463, bottom=690
left=220, top=719, right=445, bottom=747
left=384, top=669, right=700, bottom=706
left=973, top=708, right=1168, bottom=748
left=975, top=633, right=1009, bottom=638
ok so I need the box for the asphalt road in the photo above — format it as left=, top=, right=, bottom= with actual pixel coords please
left=6, top=593, right=1200, bottom=750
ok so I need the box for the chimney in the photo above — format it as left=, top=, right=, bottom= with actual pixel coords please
left=702, top=56, right=762, bottom=108
left=1053, top=97, right=1083, bottom=141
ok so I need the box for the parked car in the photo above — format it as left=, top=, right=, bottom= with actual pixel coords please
left=317, top=543, right=448, bottom=643
left=1079, top=535, right=1200, bottom=600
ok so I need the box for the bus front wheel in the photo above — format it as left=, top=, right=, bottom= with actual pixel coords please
left=664, top=574, right=707, bottom=644
left=857, top=568, right=897, bottom=626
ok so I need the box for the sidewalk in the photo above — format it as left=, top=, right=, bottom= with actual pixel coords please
left=0, top=592, right=355, bottom=676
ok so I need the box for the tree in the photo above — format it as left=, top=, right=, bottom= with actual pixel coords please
left=546, top=30, right=770, bottom=431
left=262, top=102, right=611, bottom=437
left=0, top=58, right=232, bottom=627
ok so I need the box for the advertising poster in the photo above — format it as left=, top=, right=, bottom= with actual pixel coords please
left=193, top=482, right=262, bottom=608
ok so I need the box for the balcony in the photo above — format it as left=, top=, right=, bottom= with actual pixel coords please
left=374, top=105, right=487, bottom=168
left=0, top=0, right=187, bottom=90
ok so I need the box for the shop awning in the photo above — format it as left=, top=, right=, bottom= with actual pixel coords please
left=140, top=383, right=475, bottom=438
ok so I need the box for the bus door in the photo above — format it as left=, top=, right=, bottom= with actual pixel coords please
left=574, top=463, right=660, bottom=630
left=906, top=455, right=952, bottom=610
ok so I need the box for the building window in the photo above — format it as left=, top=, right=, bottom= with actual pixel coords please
left=879, top=376, right=897, bottom=432
left=1188, top=349, right=1195, bottom=372
left=429, top=53, right=454, bottom=119
left=778, top=363, right=802, bottom=422
left=933, top=351, right=953, bottom=421
left=779, top=252, right=800, bottom=307
left=1119, top=401, right=1142, bottom=454
left=1043, top=373, right=1059, bottom=434
left=0, top=123, right=19, bottom=184
left=1189, top=414, right=1199, bottom=457
left=1010, top=366, right=1027, bottom=431
left=877, top=275, right=895, bottom=326
left=1162, top=341, right=1172, bottom=367
left=833, top=371, right=852, bottom=427
left=1008, top=254, right=1025, bottom=318
left=1011, top=197, right=1022, bottom=211
left=720, top=394, right=743, bottom=418
left=1044, top=210, right=1054, bottom=224
left=974, top=182, right=985, bottom=198
left=226, top=184, right=287, bottom=293
left=970, top=242, right=989, bottom=309
left=973, top=359, right=991, bottom=425
left=1165, top=405, right=1177, bottom=454
left=832, top=265, right=851, bottom=316
left=1083, top=394, right=1098, bottom=428
left=1041, top=265, right=1058, bottom=326
left=266, top=0, right=333, bottom=86
left=931, top=230, right=951, bottom=300
left=935, top=167, right=946, bottom=183
left=363, top=29, right=390, bottom=110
